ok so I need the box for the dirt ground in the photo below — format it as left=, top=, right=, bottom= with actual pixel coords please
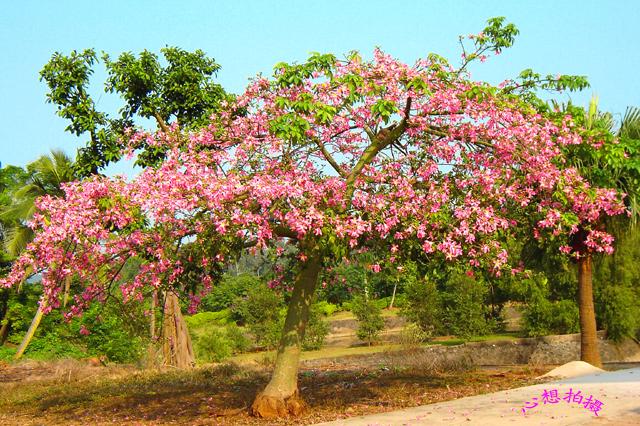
left=0, top=358, right=546, bottom=425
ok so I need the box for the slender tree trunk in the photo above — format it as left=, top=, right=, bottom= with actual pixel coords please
left=14, top=302, right=46, bottom=360
left=0, top=320, right=10, bottom=345
left=62, top=275, right=72, bottom=307
left=150, top=291, right=157, bottom=340
left=161, top=292, right=195, bottom=369
left=250, top=253, right=322, bottom=418
left=388, top=279, right=398, bottom=309
left=577, top=255, right=602, bottom=367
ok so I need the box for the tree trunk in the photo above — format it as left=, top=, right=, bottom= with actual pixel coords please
left=62, top=275, right=72, bottom=307
left=161, top=292, right=195, bottom=369
left=577, top=255, right=602, bottom=367
left=150, top=291, right=157, bottom=340
left=14, top=302, right=45, bottom=360
left=250, top=254, right=322, bottom=418
left=388, top=279, right=398, bottom=309
left=0, top=319, right=10, bottom=345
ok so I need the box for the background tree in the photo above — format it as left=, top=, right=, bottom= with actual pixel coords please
left=40, top=47, right=229, bottom=175
left=1, top=18, right=626, bottom=418
left=545, top=99, right=640, bottom=366
left=0, top=151, right=76, bottom=358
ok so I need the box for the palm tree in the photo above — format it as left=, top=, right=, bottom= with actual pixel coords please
left=2, top=150, right=75, bottom=256
left=1, top=150, right=76, bottom=359
left=568, top=100, right=640, bottom=366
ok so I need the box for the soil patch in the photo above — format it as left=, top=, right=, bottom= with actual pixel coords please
left=0, top=359, right=545, bottom=425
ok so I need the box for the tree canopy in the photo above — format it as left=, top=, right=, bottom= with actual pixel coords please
left=40, top=47, right=228, bottom=175
left=0, top=17, right=629, bottom=417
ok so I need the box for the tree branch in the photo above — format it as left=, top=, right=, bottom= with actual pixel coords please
left=312, top=137, right=347, bottom=177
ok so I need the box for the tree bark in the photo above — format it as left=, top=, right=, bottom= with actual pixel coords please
left=150, top=291, right=157, bottom=340
left=161, top=292, right=195, bottom=369
left=0, top=320, right=10, bottom=345
left=388, top=279, right=398, bottom=309
left=14, top=302, right=45, bottom=360
left=577, top=255, right=602, bottom=367
left=250, top=253, right=322, bottom=418
left=62, top=275, right=72, bottom=308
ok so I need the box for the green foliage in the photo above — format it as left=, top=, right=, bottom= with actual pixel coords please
left=594, top=227, right=640, bottom=341
left=200, top=273, right=262, bottom=312
left=351, top=295, right=385, bottom=345
left=519, top=274, right=580, bottom=337
left=0, top=345, right=16, bottom=361
left=440, top=272, right=493, bottom=339
left=23, top=333, right=87, bottom=360
left=1, top=151, right=76, bottom=256
left=597, top=285, right=640, bottom=342
left=192, top=324, right=251, bottom=363
left=40, top=47, right=228, bottom=175
left=184, top=309, right=233, bottom=329
left=231, top=283, right=283, bottom=349
left=2, top=283, right=148, bottom=363
left=400, top=276, right=441, bottom=339
left=314, top=300, right=339, bottom=317
left=302, top=304, right=329, bottom=351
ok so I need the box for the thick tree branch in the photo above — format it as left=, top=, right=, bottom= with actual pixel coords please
left=153, top=112, right=171, bottom=134
left=312, top=137, right=346, bottom=177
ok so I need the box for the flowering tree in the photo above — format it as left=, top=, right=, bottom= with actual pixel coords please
left=1, top=18, right=626, bottom=417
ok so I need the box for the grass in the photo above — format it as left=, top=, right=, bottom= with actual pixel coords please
left=430, top=332, right=523, bottom=347
left=0, top=357, right=545, bottom=425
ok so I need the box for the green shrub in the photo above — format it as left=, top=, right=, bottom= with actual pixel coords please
left=520, top=274, right=580, bottom=337
left=302, top=304, right=330, bottom=351
left=315, top=300, right=339, bottom=317
left=351, top=295, right=385, bottom=345
left=440, top=272, right=492, bottom=339
left=194, top=328, right=232, bottom=362
left=598, top=285, right=640, bottom=342
left=201, top=273, right=262, bottom=312
left=231, top=284, right=283, bottom=349
left=24, top=333, right=87, bottom=360
left=193, top=324, right=251, bottom=363
left=185, top=309, right=233, bottom=330
left=399, top=322, right=432, bottom=346
left=0, top=345, right=16, bottom=361
left=400, top=278, right=441, bottom=339
left=224, top=323, right=252, bottom=353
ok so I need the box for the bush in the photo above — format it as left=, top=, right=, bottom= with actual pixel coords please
left=193, top=324, right=251, bottom=363
left=399, top=322, right=432, bottom=346
left=201, top=273, right=262, bottom=312
left=231, top=284, right=283, bottom=349
left=0, top=345, right=15, bottom=361
left=520, top=274, right=580, bottom=337
left=351, top=295, right=385, bottom=345
left=598, top=285, right=640, bottom=342
left=24, top=333, right=87, bottom=360
left=440, top=272, right=492, bottom=339
left=302, top=304, right=330, bottom=351
left=315, top=300, right=339, bottom=317
left=400, top=277, right=441, bottom=339
left=185, top=309, right=233, bottom=330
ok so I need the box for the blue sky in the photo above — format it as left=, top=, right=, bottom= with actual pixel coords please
left=1, top=0, right=639, bottom=174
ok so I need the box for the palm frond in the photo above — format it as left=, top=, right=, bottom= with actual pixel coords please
left=620, top=106, right=640, bottom=140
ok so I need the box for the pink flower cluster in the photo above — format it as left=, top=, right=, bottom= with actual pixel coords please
left=0, top=49, right=626, bottom=313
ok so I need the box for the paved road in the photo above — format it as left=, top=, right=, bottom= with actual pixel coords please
left=314, top=367, right=640, bottom=426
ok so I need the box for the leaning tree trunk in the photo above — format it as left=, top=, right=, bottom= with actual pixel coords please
left=388, top=278, right=398, bottom=309
left=161, top=291, right=195, bottom=369
left=0, top=319, right=10, bottom=345
left=14, top=301, right=46, bottom=360
left=250, top=254, right=322, bottom=418
left=577, top=254, right=602, bottom=367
